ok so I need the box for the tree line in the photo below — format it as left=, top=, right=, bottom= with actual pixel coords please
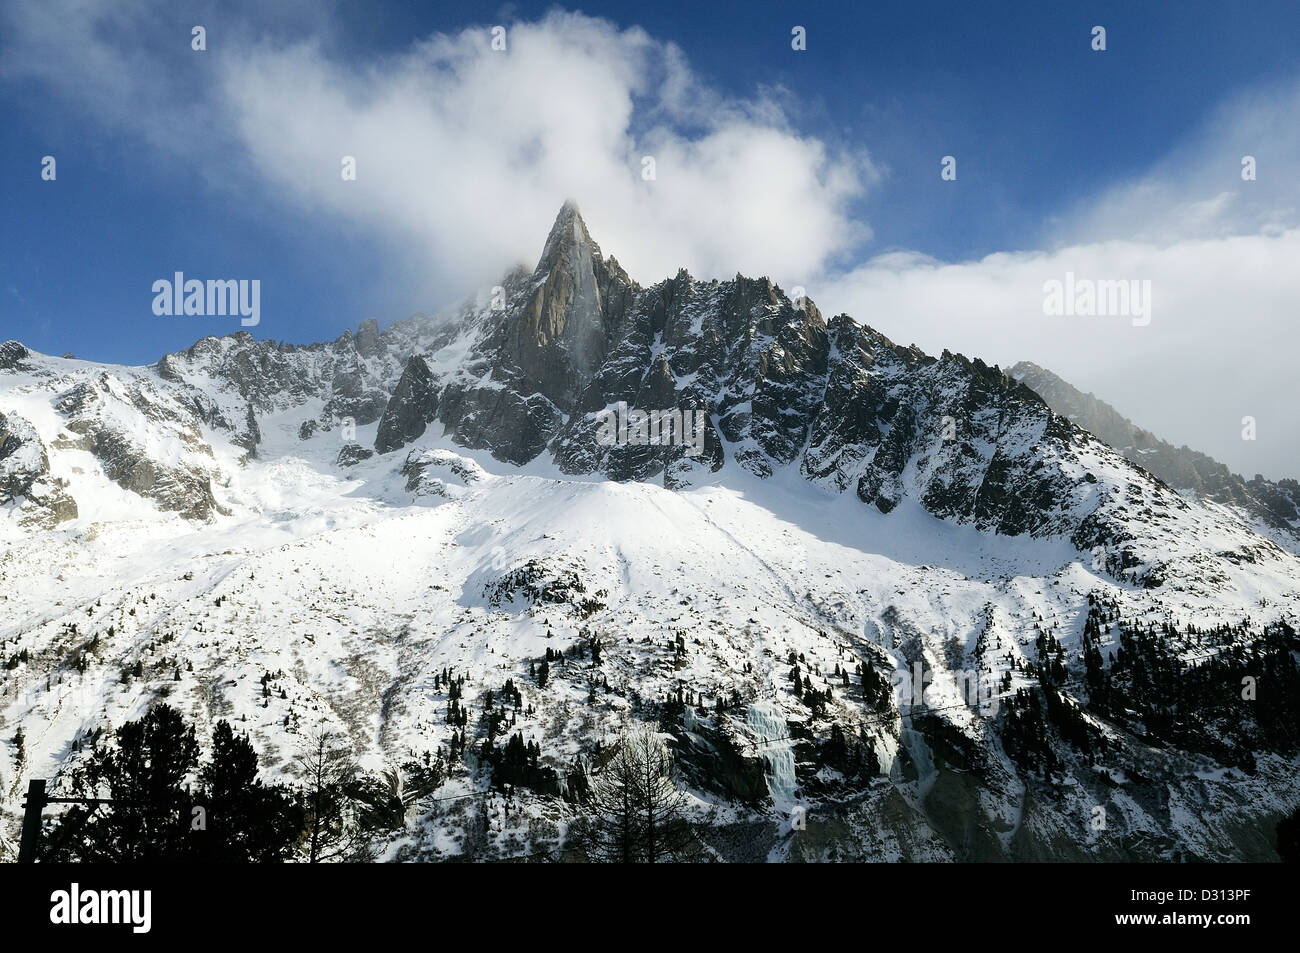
left=39, top=704, right=442, bottom=862
left=33, top=702, right=701, bottom=863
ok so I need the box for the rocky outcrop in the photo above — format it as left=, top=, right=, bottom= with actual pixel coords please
left=354, top=317, right=381, bottom=358
left=0, top=341, right=31, bottom=372
left=0, top=410, right=77, bottom=526
left=375, top=355, right=440, bottom=454
left=438, top=380, right=562, bottom=466
left=323, top=361, right=388, bottom=428
left=152, top=316, right=456, bottom=439
left=401, top=447, right=485, bottom=499
left=52, top=374, right=224, bottom=521
left=506, top=200, right=631, bottom=406
left=336, top=444, right=374, bottom=467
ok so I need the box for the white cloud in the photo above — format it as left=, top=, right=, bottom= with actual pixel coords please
left=2, top=3, right=871, bottom=301
left=216, top=13, right=871, bottom=294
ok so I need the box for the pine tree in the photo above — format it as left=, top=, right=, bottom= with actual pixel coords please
left=200, top=720, right=303, bottom=861
left=43, top=704, right=200, bottom=861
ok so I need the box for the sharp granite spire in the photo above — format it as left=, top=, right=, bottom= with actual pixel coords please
left=506, top=203, right=633, bottom=405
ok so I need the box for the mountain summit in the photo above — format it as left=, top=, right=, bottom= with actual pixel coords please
left=2, top=205, right=1299, bottom=862
left=2, top=204, right=1291, bottom=588
left=507, top=201, right=629, bottom=406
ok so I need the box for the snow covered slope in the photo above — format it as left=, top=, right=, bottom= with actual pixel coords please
left=1, top=206, right=1297, bottom=861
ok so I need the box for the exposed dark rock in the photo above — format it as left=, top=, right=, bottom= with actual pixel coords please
left=401, top=448, right=485, bottom=498
left=0, top=341, right=31, bottom=371
left=336, top=444, right=374, bottom=467
left=375, top=355, right=439, bottom=454
left=323, top=363, right=387, bottom=426
left=52, top=375, right=223, bottom=521
left=354, top=317, right=381, bottom=358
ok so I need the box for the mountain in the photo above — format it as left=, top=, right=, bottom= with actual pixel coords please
left=1010, top=361, right=1300, bottom=551
left=2, top=204, right=1298, bottom=862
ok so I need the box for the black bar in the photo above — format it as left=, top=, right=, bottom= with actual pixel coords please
left=0, top=862, right=1285, bottom=941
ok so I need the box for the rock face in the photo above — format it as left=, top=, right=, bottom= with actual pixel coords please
left=0, top=341, right=31, bottom=371
left=507, top=200, right=626, bottom=404
left=52, top=374, right=224, bottom=521
left=153, top=318, right=447, bottom=443
left=324, top=362, right=388, bottom=428
left=401, top=447, right=485, bottom=499
left=348, top=206, right=1083, bottom=524
left=336, top=444, right=374, bottom=467
left=339, top=206, right=1169, bottom=577
left=0, top=410, right=77, bottom=526
left=800, top=329, right=1093, bottom=537
left=354, top=317, right=381, bottom=358
left=375, top=356, right=439, bottom=454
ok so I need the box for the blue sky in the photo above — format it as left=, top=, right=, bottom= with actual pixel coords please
left=2, top=0, right=1300, bottom=476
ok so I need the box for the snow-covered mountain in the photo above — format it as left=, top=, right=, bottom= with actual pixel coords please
left=1011, top=360, right=1300, bottom=553
left=2, top=204, right=1297, bottom=861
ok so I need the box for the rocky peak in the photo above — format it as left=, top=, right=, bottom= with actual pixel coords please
left=0, top=409, right=78, bottom=526
left=506, top=203, right=635, bottom=405
left=0, top=340, right=31, bottom=371
left=355, top=317, right=381, bottom=358
left=534, top=200, right=595, bottom=274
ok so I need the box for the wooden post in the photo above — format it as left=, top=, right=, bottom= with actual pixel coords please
left=18, top=778, right=46, bottom=863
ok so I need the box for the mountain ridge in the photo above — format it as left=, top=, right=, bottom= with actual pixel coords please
left=2, top=203, right=1295, bottom=593
left=2, top=204, right=1298, bottom=862
left=1010, top=360, right=1300, bottom=552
